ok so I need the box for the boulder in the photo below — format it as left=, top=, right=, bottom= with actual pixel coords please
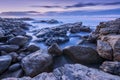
left=0, top=55, right=12, bottom=74
left=0, top=69, right=23, bottom=79
left=26, top=44, right=40, bottom=52
left=21, top=50, right=53, bottom=77
left=97, top=40, right=113, bottom=60
left=97, top=35, right=120, bottom=61
left=0, top=45, right=19, bottom=53
left=100, top=61, right=120, bottom=76
left=8, top=63, right=21, bottom=72
left=48, top=43, right=62, bottom=56
left=7, top=36, right=28, bottom=46
left=33, top=64, right=120, bottom=80
left=63, top=46, right=104, bottom=65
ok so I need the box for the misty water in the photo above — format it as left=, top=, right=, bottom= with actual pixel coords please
left=26, top=16, right=117, bottom=49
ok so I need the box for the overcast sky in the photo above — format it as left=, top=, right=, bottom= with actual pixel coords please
left=0, top=0, right=120, bottom=17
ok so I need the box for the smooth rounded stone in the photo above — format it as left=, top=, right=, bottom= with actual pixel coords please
left=26, top=44, right=40, bottom=52
left=32, top=64, right=120, bottom=80
left=100, top=61, right=120, bottom=75
left=0, top=69, right=23, bottom=79
left=0, top=45, right=19, bottom=53
left=48, top=43, right=62, bottom=56
left=2, top=77, right=32, bottom=80
left=21, top=50, right=53, bottom=77
left=7, top=36, right=28, bottom=46
left=97, top=40, right=113, bottom=60
left=9, top=52, right=19, bottom=63
left=63, top=46, right=104, bottom=65
left=0, top=55, right=12, bottom=74
left=8, top=63, right=21, bottom=72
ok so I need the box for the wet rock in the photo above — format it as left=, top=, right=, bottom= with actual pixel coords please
left=97, top=40, right=113, bottom=60
left=8, top=63, right=21, bottom=72
left=45, top=36, right=69, bottom=46
left=0, top=69, right=23, bottom=79
left=48, top=43, right=62, bottom=56
left=0, top=45, right=19, bottom=53
left=26, top=44, right=40, bottom=52
left=21, top=50, right=53, bottom=77
left=2, top=77, right=31, bottom=80
left=33, top=64, right=120, bottom=80
left=100, top=61, right=120, bottom=76
left=7, top=36, right=28, bottom=46
left=63, top=46, right=104, bottom=65
left=0, top=55, right=12, bottom=74
left=0, top=27, right=4, bottom=38
left=9, top=52, right=19, bottom=63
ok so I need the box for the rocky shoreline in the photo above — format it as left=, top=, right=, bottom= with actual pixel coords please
left=0, top=17, right=120, bottom=80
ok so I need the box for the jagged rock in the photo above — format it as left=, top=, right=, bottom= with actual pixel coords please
left=63, top=46, right=104, bottom=65
left=48, top=43, right=62, bottom=56
left=33, top=64, right=120, bottom=80
left=97, top=40, right=113, bottom=60
left=7, top=36, right=28, bottom=46
left=0, top=55, right=12, bottom=74
left=0, top=45, right=19, bottom=53
left=21, top=50, right=53, bottom=77
left=100, top=61, right=120, bottom=76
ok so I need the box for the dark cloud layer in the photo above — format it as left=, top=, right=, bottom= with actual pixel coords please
left=66, top=2, right=120, bottom=8
left=31, top=5, right=61, bottom=8
left=0, top=11, right=40, bottom=16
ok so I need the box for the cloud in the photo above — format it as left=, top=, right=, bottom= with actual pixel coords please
left=30, top=5, right=62, bottom=8
left=0, top=11, right=41, bottom=16
left=65, top=2, right=120, bottom=8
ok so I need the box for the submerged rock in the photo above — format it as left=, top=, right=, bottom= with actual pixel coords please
left=21, top=50, right=53, bottom=77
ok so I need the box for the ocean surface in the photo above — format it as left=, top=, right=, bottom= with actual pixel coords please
left=26, top=16, right=117, bottom=49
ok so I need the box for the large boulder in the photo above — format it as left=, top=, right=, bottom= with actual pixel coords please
left=0, top=55, right=12, bottom=74
left=100, top=61, right=120, bottom=76
left=97, top=35, right=120, bottom=61
left=21, top=50, right=53, bottom=77
left=7, top=36, right=28, bottom=46
left=0, top=45, right=19, bottom=53
left=97, top=40, right=113, bottom=60
left=33, top=64, right=120, bottom=80
left=63, top=46, right=104, bottom=65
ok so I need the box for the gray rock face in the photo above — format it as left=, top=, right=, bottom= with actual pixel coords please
left=0, top=55, right=12, bottom=74
left=33, top=64, right=120, bottom=80
left=48, top=43, right=62, bottom=56
left=0, top=45, right=19, bottom=53
left=97, top=35, right=120, bottom=61
left=97, top=40, right=113, bottom=60
left=7, top=36, right=28, bottom=46
left=21, top=50, right=53, bottom=77
left=100, top=61, right=120, bottom=76
left=63, top=46, right=104, bottom=65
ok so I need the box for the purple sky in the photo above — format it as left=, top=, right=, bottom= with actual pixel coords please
left=0, top=0, right=120, bottom=17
